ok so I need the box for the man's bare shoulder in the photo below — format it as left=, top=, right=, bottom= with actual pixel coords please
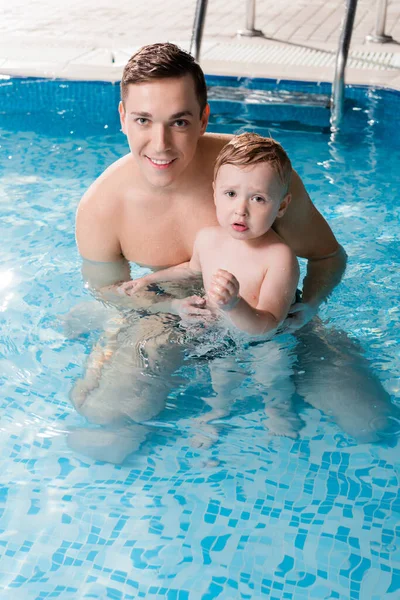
left=78, top=154, right=134, bottom=215
left=274, top=169, right=339, bottom=259
left=199, top=132, right=233, bottom=160
left=76, top=154, right=136, bottom=261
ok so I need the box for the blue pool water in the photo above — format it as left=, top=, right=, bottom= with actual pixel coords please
left=0, top=77, right=399, bottom=599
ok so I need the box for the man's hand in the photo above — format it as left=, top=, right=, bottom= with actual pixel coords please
left=284, top=302, right=318, bottom=331
left=207, top=269, right=240, bottom=311
left=116, top=277, right=150, bottom=296
left=173, top=295, right=213, bottom=323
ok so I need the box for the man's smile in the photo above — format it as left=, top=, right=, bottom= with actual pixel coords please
left=146, top=156, right=177, bottom=169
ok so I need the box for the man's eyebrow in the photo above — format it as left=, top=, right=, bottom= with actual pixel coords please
left=129, top=111, right=152, bottom=117
left=170, top=111, right=194, bottom=119
left=129, top=110, right=194, bottom=119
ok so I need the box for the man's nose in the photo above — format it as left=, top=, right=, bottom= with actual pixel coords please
left=153, top=124, right=171, bottom=152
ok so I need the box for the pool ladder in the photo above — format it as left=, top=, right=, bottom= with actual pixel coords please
left=190, top=0, right=391, bottom=130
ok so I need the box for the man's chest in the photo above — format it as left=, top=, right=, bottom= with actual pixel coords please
left=119, top=197, right=217, bottom=267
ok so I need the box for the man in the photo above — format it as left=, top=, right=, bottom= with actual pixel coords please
left=70, top=43, right=396, bottom=461
left=76, top=42, right=346, bottom=327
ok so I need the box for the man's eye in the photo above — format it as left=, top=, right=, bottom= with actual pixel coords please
left=173, top=119, right=189, bottom=127
left=136, top=118, right=149, bottom=125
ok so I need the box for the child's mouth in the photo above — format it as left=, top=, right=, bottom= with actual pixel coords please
left=232, top=223, right=248, bottom=232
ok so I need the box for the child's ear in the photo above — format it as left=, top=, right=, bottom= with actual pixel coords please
left=212, top=181, right=216, bottom=205
left=276, top=193, right=291, bottom=218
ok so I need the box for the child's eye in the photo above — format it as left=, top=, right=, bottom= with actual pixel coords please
left=136, top=117, right=149, bottom=125
left=251, top=195, right=266, bottom=203
left=225, top=191, right=236, bottom=198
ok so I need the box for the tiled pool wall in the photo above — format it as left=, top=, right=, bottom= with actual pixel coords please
left=1, top=75, right=400, bottom=128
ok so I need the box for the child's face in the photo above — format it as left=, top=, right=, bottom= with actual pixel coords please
left=213, top=162, right=290, bottom=241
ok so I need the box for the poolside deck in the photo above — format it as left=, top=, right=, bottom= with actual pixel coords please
left=0, top=0, right=400, bottom=89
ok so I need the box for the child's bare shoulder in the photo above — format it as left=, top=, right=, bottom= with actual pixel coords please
left=264, top=232, right=298, bottom=267
left=195, top=225, right=221, bottom=245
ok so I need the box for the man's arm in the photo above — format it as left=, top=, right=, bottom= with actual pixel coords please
left=275, top=170, right=347, bottom=327
left=76, top=181, right=167, bottom=311
left=76, top=178, right=129, bottom=286
left=299, top=244, right=347, bottom=307
left=76, top=176, right=125, bottom=263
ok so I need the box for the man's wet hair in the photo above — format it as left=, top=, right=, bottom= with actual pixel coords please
left=120, top=43, right=208, bottom=116
left=214, top=132, right=293, bottom=193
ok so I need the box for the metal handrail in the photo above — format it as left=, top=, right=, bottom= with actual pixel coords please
left=190, top=0, right=359, bottom=130
left=237, top=0, right=264, bottom=37
left=330, top=0, right=358, bottom=130
left=366, top=0, right=393, bottom=43
left=190, top=0, right=208, bottom=61
left=190, top=0, right=264, bottom=60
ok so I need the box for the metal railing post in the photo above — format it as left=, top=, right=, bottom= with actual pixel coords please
left=330, top=0, right=358, bottom=130
left=366, top=0, right=393, bottom=43
left=190, top=0, right=209, bottom=61
left=237, top=0, right=264, bottom=37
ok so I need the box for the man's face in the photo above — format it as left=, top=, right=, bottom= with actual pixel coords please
left=214, top=162, right=291, bottom=242
left=119, top=75, right=209, bottom=189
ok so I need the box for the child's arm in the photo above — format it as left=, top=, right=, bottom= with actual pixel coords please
left=208, top=246, right=299, bottom=336
left=117, top=240, right=203, bottom=296
left=110, top=237, right=211, bottom=319
left=116, top=262, right=193, bottom=295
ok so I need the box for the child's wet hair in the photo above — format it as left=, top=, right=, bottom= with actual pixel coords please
left=214, top=132, right=292, bottom=192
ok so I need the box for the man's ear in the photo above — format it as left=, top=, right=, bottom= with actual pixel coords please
left=276, top=193, right=291, bottom=218
left=118, top=101, right=127, bottom=135
left=200, top=103, right=210, bottom=135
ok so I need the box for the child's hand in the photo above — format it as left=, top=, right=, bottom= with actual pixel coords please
left=174, top=295, right=213, bottom=322
left=117, top=277, right=150, bottom=296
left=207, top=269, right=240, bottom=311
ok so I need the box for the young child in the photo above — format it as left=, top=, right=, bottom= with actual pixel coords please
left=69, top=134, right=302, bottom=463
left=116, top=133, right=302, bottom=443
left=119, top=132, right=299, bottom=337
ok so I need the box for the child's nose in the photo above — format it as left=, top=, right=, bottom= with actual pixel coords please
left=234, top=200, right=248, bottom=216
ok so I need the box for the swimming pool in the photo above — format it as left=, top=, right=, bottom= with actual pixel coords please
left=0, top=76, right=399, bottom=599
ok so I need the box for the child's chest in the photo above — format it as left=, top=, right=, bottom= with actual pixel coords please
left=201, top=247, right=267, bottom=307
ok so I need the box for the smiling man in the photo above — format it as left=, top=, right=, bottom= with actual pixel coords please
left=70, top=44, right=399, bottom=462
left=76, top=43, right=346, bottom=325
